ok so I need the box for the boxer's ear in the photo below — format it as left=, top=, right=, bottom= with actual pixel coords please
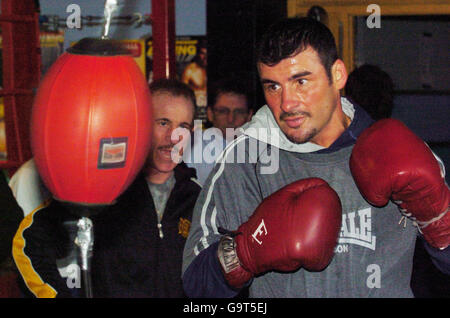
left=331, top=59, right=347, bottom=90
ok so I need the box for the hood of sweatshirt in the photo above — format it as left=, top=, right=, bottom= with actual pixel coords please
left=238, top=97, right=373, bottom=154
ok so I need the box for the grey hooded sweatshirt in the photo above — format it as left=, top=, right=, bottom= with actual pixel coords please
left=182, top=98, right=418, bottom=297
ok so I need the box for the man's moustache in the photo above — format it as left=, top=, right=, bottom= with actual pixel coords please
left=280, top=111, right=311, bottom=121
left=159, top=144, right=182, bottom=153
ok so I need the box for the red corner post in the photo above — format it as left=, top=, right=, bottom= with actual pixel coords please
left=151, top=0, right=176, bottom=80
left=0, top=0, right=40, bottom=175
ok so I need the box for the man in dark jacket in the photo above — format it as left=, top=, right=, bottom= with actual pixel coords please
left=12, top=79, right=201, bottom=298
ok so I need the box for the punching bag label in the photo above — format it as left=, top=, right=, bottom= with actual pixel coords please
left=98, top=137, right=128, bottom=169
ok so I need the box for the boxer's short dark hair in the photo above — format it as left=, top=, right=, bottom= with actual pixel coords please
left=257, top=17, right=338, bottom=83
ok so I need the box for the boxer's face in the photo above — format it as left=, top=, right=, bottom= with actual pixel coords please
left=258, top=46, right=347, bottom=147
left=149, top=92, right=194, bottom=174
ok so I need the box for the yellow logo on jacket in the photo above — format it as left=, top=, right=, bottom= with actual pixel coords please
left=178, top=218, right=191, bottom=239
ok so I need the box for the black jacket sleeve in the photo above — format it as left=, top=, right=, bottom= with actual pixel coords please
left=12, top=201, right=79, bottom=298
left=0, top=171, right=23, bottom=264
left=182, top=241, right=242, bottom=298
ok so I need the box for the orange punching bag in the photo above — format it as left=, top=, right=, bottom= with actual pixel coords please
left=31, top=38, right=152, bottom=212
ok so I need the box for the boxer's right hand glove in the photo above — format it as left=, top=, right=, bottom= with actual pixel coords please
left=217, top=178, right=342, bottom=289
left=349, top=119, right=450, bottom=249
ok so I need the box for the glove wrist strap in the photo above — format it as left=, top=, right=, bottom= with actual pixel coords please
left=217, top=234, right=252, bottom=289
left=218, top=235, right=241, bottom=274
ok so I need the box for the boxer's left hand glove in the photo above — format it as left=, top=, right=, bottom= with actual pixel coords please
left=350, top=118, right=449, bottom=249
left=217, top=178, right=342, bottom=289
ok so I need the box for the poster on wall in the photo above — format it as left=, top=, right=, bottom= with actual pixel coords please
left=145, top=36, right=207, bottom=123
left=116, top=39, right=147, bottom=75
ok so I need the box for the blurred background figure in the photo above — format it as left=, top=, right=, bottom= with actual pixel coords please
left=206, top=76, right=253, bottom=140
left=186, top=76, right=253, bottom=186
left=345, top=64, right=395, bottom=121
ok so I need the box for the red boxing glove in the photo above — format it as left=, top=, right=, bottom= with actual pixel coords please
left=350, top=118, right=450, bottom=249
left=218, top=178, right=342, bottom=289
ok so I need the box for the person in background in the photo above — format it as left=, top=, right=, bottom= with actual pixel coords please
left=186, top=76, right=253, bottom=185
left=345, top=63, right=394, bottom=121
left=12, top=79, right=201, bottom=298
left=206, top=77, right=253, bottom=140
